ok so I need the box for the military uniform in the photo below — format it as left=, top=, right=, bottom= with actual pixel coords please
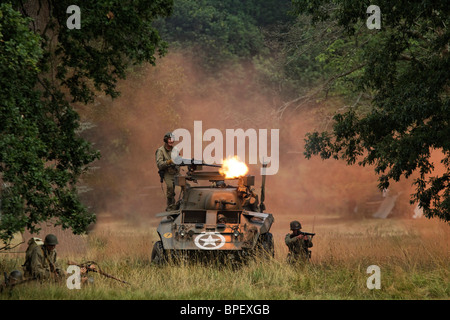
left=25, top=245, right=62, bottom=280
left=155, top=142, right=180, bottom=210
left=285, top=221, right=313, bottom=264
left=23, top=234, right=63, bottom=280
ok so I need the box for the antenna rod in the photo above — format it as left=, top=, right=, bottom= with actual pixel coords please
left=260, top=160, right=267, bottom=212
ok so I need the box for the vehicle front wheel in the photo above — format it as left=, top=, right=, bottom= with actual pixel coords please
left=151, top=240, right=167, bottom=265
left=256, top=232, right=274, bottom=258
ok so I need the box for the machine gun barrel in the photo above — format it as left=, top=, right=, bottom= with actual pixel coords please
left=175, top=158, right=221, bottom=168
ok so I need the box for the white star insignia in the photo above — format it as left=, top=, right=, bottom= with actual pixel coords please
left=200, top=235, right=220, bottom=247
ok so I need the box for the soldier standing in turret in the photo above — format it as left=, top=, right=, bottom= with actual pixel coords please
left=285, top=221, right=313, bottom=264
left=155, top=132, right=180, bottom=211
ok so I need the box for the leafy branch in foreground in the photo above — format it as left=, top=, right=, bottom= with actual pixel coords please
left=0, top=0, right=173, bottom=248
left=297, top=0, right=450, bottom=221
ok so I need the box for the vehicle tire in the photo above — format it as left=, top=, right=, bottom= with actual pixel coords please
left=151, top=240, right=167, bottom=265
left=257, top=232, right=274, bottom=258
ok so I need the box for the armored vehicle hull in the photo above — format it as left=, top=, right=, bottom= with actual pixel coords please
left=151, top=166, right=274, bottom=264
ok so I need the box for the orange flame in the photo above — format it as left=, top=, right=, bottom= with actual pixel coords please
left=220, top=156, right=249, bottom=179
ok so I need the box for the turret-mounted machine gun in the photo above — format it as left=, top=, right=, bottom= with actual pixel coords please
left=158, top=157, right=221, bottom=183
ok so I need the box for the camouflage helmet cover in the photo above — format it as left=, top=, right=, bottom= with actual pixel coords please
left=290, top=220, right=302, bottom=230
left=44, top=234, right=58, bottom=246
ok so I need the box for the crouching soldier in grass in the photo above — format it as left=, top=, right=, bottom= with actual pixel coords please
left=23, top=234, right=65, bottom=281
left=1, top=270, right=24, bottom=294
left=285, top=221, right=313, bottom=264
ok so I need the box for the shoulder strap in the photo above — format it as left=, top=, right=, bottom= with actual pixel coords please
left=41, top=246, right=56, bottom=272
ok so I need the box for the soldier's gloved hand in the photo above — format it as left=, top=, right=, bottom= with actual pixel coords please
left=166, top=159, right=174, bottom=165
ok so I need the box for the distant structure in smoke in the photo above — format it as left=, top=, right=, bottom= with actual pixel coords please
left=372, top=191, right=399, bottom=219
left=412, top=204, right=423, bottom=219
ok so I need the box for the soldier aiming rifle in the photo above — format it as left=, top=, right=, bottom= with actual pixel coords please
left=285, top=220, right=315, bottom=264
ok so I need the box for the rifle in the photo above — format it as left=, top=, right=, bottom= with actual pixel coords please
left=299, top=231, right=316, bottom=238
left=68, top=260, right=131, bottom=285
left=289, top=231, right=316, bottom=240
left=158, top=169, right=165, bottom=183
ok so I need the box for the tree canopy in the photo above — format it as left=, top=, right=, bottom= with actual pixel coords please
left=154, top=0, right=293, bottom=69
left=294, top=0, right=450, bottom=221
left=0, top=0, right=173, bottom=247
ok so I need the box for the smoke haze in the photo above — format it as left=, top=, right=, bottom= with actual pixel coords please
left=77, top=51, right=424, bottom=231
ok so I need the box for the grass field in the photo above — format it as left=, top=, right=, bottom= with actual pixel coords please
left=1, top=214, right=448, bottom=300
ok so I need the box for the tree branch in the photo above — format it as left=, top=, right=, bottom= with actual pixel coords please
left=276, top=63, right=366, bottom=118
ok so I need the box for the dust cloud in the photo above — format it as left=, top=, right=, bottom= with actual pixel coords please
left=17, top=51, right=437, bottom=256
left=76, top=51, right=424, bottom=232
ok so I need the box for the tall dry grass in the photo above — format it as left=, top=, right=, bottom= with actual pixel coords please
left=1, top=216, right=448, bottom=300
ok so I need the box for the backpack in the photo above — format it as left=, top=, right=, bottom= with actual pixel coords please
left=22, top=237, right=44, bottom=274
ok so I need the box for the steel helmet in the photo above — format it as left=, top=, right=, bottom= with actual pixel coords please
left=163, top=132, right=174, bottom=143
left=290, top=220, right=302, bottom=230
left=9, top=270, right=23, bottom=281
left=44, top=234, right=58, bottom=246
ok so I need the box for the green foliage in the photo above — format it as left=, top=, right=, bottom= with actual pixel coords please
left=299, top=0, right=450, bottom=221
left=0, top=3, right=97, bottom=243
left=257, top=15, right=329, bottom=96
left=41, top=0, right=173, bottom=103
left=154, top=0, right=293, bottom=70
left=0, top=0, right=173, bottom=247
left=253, top=12, right=371, bottom=107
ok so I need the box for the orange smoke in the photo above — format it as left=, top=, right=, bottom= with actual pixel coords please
left=220, top=156, right=249, bottom=179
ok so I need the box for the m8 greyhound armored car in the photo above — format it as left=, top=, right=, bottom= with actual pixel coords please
left=151, top=160, right=274, bottom=263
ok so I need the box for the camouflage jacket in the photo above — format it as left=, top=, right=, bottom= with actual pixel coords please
left=155, top=145, right=179, bottom=175
left=285, top=233, right=313, bottom=256
left=26, top=245, right=62, bottom=280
